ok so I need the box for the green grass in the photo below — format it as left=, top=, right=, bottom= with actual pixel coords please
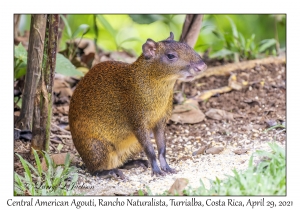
left=142, top=142, right=285, bottom=196
left=14, top=149, right=80, bottom=196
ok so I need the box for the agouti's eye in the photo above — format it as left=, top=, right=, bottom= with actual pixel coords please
left=167, top=54, right=176, bottom=60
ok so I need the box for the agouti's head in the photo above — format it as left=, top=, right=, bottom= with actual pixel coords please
left=142, top=32, right=207, bottom=82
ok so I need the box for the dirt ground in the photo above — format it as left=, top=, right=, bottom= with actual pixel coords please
left=14, top=57, right=286, bottom=195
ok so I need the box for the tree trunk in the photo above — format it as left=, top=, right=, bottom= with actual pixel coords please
left=31, top=15, right=59, bottom=152
left=180, top=14, right=203, bottom=48
left=57, top=14, right=66, bottom=52
left=14, top=14, right=21, bottom=39
left=15, top=15, right=47, bottom=131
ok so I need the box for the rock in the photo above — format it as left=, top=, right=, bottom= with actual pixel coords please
left=41, top=153, right=76, bottom=171
left=233, top=148, right=249, bottom=155
left=205, top=108, right=239, bottom=121
left=168, top=178, right=189, bottom=195
left=170, top=99, right=205, bottom=124
left=205, top=147, right=224, bottom=155
left=192, top=145, right=207, bottom=156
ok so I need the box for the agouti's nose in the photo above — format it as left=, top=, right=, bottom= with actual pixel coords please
left=192, top=61, right=207, bottom=73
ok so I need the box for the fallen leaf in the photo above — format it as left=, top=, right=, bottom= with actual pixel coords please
left=170, top=99, right=205, bottom=124
left=168, top=178, right=189, bottom=195
left=228, top=73, right=244, bottom=90
left=205, top=108, right=239, bottom=121
left=205, top=147, right=224, bottom=155
left=53, top=78, right=73, bottom=104
left=41, top=153, right=75, bottom=171
left=196, top=86, right=232, bottom=101
left=233, top=148, right=249, bottom=155
left=192, top=145, right=207, bottom=156
left=81, top=53, right=95, bottom=68
left=55, top=105, right=70, bottom=115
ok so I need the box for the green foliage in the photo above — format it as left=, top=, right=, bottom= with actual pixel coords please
left=263, top=122, right=286, bottom=133
left=15, top=16, right=85, bottom=79
left=96, top=15, right=141, bottom=51
left=129, top=15, right=164, bottom=24
left=60, top=15, right=90, bottom=40
left=55, top=53, right=83, bottom=76
left=14, top=43, right=28, bottom=79
left=129, top=14, right=178, bottom=29
left=60, top=14, right=90, bottom=60
left=14, top=46, right=83, bottom=79
left=18, top=14, right=286, bottom=60
left=209, top=16, right=277, bottom=61
left=183, top=142, right=286, bottom=195
left=14, top=149, right=79, bottom=196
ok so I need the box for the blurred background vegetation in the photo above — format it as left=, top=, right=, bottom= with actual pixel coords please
left=18, top=14, right=286, bottom=60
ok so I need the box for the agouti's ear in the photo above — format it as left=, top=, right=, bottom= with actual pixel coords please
left=142, top=39, right=157, bottom=59
left=166, top=32, right=174, bottom=41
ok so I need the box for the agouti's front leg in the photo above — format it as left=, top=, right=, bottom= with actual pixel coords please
left=135, top=129, right=165, bottom=176
left=153, top=121, right=175, bottom=173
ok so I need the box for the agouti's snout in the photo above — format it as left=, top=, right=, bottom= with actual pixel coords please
left=192, top=60, right=207, bottom=73
left=179, top=60, right=207, bottom=82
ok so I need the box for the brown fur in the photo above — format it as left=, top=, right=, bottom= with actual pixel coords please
left=69, top=33, right=206, bottom=175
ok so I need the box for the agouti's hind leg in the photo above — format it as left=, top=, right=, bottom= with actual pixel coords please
left=120, top=159, right=149, bottom=170
left=77, top=138, right=125, bottom=177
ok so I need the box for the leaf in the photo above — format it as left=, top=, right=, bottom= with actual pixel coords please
left=60, top=15, right=72, bottom=39
left=14, top=172, right=26, bottom=191
left=57, top=143, right=64, bottom=152
left=16, top=154, right=33, bottom=183
left=68, top=173, right=78, bottom=192
left=14, top=43, right=28, bottom=64
left=64, top=153, right=71, bottom=170
left=212, top=30, right=224, bottom=40
left=55, top=53, right=83, bottom=76
left=129, top=14, right=164, bottom=24
left=210, top=49, right=234, bottom=58
left=258, top=39, right=276, bottom=53
left=96, top=15, right=116, bottom=37
left=238, top=32, right=246, bottom=49
left=32, top=149, right=42, bottom=177
left=246, top=34, right=256, bottom=51
left=53, top=166, right=64, bottom=187
left=72, top=24, right=90, bottom=38
left=15, top=67, right=27, bottom=79
left=118, top=37, right=142, bottom=47
left=226, top=16, right=238, bottom=41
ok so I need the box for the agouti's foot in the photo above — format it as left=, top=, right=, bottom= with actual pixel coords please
left=151, top=165, right=166, bottom=177
left=121, top=159, right=149, bottom=170
left=94, top=169, right=125, bottom=180
left=161, top=164, right=176, bottom=174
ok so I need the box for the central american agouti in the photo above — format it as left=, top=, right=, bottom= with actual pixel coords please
left=69, top=32, right=207, bottom=179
